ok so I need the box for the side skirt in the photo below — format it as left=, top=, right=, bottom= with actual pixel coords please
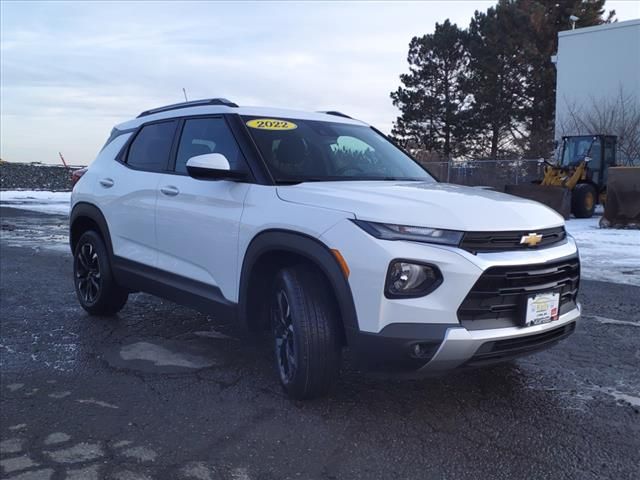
left=111, top=256, right=237, bottom=320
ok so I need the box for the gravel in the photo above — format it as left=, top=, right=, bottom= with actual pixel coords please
left=2, top=207, right=639, bottom=480
left=0, top=162, right=78, bottom=191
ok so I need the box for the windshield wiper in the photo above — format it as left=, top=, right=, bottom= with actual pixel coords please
left=276, top=178, right=328, bottom=185
left=377, top=177, right=424, bottom=181
left=276, top=176, right=427, bottom=185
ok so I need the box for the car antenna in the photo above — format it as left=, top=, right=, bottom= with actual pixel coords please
left=182, top=88, right=188, bottom=102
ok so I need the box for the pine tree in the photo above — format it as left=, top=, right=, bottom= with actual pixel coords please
left=518, top=0, right=614, bottom=158
left=461, top=1, right=531, bottom=159
left=390, top=20, right=468, bottom=158
left=390, top=0, right=615, bottom=161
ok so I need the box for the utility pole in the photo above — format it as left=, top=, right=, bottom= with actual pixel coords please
left=58, top=152, right=69, bottom=170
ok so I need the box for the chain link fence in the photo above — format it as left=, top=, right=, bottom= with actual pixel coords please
left=420, top=159, right=546, bottom=190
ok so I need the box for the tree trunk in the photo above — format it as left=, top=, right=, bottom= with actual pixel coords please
left=443, top=68, right=451, bottom=158
left=491, top=125, right=500, bottom=159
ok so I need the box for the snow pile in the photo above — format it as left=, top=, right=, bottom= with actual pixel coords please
left=0, top=190, right=71, bottom=215
left=1, top=190, right=638, bottom=286
left=565, top=217, right=640, bottom=286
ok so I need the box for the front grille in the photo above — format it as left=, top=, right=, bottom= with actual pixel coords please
left=458, top=256, right=580, bottom=330
left=460, top=226, right=566, bottom=253
left=465, top=322, right=576, bottom=366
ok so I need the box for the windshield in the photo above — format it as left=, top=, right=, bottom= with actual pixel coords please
left=242, top=116, right=434, bottom=183
left=560, top=136, right=596, bottom=167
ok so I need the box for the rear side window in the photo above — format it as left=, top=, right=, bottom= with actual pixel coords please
left=126, top=121, right=177, bottom=172
left=175, top=118, right=245, bottom=174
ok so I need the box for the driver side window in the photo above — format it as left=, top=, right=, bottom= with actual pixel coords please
left=175, top=118, right=245, bottom=174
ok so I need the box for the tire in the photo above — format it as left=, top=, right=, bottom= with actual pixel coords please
left=271, top=265, right=342, bottom=399
left=73, top=230, right=128, bottom=316
left=571, top=183, right=597, bottom=218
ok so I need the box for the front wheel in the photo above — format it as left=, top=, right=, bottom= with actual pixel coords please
left=571, top=183, right=597, bottom=218
left=73, top=231, right=128, bottom=316
left=271, top=265, right=342, bottom=400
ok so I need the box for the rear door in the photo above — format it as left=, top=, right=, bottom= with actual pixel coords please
left=155, top=116, right=251, bottom=302
left=101, top=120, right=178, bottom=267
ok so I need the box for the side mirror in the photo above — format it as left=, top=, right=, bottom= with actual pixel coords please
left=186, top=153, right=247, bottom=181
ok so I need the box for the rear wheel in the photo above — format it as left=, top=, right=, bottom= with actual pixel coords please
left=74, top=231, right=128, bottom=316
left=571, top=183, right=597, bottom=218
left=271, top=265, right=342, bottom=400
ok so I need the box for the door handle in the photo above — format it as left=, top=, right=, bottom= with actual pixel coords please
left=99, top=178, right=114, bottom=188
left=160, top=185, right=180, bottom=197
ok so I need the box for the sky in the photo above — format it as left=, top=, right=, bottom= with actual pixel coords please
left=1, top=1, right=639, bottom=165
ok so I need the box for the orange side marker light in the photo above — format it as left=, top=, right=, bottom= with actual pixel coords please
left=331, top=249, right=350, bottom=278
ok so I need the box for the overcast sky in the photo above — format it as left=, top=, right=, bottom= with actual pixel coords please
left=1, top=1, right=638, bottom=165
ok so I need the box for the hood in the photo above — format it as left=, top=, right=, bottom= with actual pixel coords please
left=277, top=181, right=564, bottom=231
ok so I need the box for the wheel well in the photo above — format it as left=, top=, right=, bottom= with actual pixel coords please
left=70, top=216, right=102, bottom=253
left=576, top=180, right=599, bottom=192
left=245, top=250, right=347, bottom=346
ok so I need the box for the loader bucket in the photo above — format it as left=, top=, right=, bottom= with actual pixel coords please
left=505, top=185, right=572, bottom=219
left=600, top=167, right=640, bottom=229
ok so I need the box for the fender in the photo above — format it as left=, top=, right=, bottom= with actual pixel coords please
left=238, top=229, right=359, bottom=344
left=69, top=202, right=114, bottom=257
left=577, top=179, right=601, bottom=193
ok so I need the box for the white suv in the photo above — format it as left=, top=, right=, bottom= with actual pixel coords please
left=70, top=98, right=581, bottom=399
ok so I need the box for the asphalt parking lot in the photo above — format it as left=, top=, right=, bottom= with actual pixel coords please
left=1, top=207, right=639, bottom=480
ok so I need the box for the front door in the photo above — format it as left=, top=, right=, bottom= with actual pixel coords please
left=155, top=116, right=250, bottom=302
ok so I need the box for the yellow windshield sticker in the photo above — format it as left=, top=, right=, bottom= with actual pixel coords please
left=246, top=118, right=297, bottom=130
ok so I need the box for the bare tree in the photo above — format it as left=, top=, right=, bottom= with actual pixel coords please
left=559, top=88, right=640, bottom=165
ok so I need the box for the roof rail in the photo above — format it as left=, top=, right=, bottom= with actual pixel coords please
left=137, top=98, right=238, bottom=118
left=318, top=110, right=353, bottom=119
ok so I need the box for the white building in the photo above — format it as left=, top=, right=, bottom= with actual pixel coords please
left=553, top=19, right=640, bottom=160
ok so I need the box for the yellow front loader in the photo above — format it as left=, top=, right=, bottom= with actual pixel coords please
left=507, top=135, right=617, bottom=219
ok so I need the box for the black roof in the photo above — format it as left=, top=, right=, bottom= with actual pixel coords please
left=137, top=98, right=238, bottom=118
left=317, top=110, right=353, bottom=119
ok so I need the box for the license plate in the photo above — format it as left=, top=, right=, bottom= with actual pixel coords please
left=525, top=292, right=560, bottom=326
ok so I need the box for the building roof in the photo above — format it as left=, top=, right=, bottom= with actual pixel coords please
left=558, top=18, right=640, bottom=38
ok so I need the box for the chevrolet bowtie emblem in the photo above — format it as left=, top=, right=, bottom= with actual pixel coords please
left=520, top=233, right=543, bottom=247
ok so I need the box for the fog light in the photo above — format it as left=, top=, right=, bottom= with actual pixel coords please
left=385, top=260, right=442, bottom=298
left=410, top=342, right=438, bottom=359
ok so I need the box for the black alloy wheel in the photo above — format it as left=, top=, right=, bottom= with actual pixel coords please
left=75, top=242, right=101, bottom=305
left=73, top=230, right=128, bottom=316
left=273, top=289, right=297, bottom=384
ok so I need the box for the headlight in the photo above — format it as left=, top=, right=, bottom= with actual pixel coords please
left=352, top=220, right=463, bottom=246
left=385, top=260, right=443, bottom=298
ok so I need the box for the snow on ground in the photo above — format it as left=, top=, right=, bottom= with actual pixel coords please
left=565, top=217, right=640, bottom=286
left=1, top=190, right=638, bottom=286
left=0, top=190, right=71, bottom=215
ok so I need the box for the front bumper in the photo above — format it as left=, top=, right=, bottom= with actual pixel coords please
left=320, top=219, right=580, bottom=334
left=422, top=305, right=579, bottom=371
left=352, top=306, right=579, bottom=372
left=320, top=219, right=581, bottom=372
